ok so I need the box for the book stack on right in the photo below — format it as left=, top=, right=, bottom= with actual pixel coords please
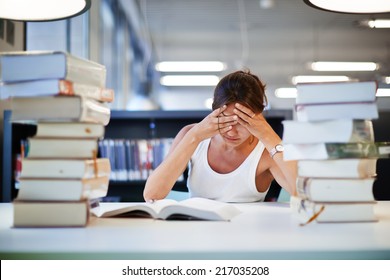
left=283, top=81, right=390, bottom=225
left=0, top=51, right=114, bottom=227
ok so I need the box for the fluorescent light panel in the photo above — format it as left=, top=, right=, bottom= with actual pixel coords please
left=275, top=88, right=297, bottom=98
left=155, top=61, right=226, bottom=72
left=376, top=88, right=390, bottom=97
left=311, top=62, right=378, bottom=71
left=160, top=75, right=220, bottom=86
left=292, top=75, right=350, bottom=84
left=368, top=19, right=390, bottom=28
left=0, top=0, right=90, bottom=21
left=304, top=0, right=390, bottom=14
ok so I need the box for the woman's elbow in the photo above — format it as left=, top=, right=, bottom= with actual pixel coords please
left=143, top=180, right=156, bottom=202
left=143, top=178, right=167, bottom=202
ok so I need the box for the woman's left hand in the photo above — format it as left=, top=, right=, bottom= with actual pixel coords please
left=233, top=103, right=269, bottom=139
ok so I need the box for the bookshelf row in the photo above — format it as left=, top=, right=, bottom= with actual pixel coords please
left=98, top=137, right=185, bottom=182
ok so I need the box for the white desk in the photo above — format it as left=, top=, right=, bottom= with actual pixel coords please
left=1, top=201, right=390, bottom=259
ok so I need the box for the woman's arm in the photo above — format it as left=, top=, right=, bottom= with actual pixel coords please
left=143, top=106, right=237, bottom=201
left=143, top=124, right=199, bottom=201
left=233, top=103, right=297, bottom=195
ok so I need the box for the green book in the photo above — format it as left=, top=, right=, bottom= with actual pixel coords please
left=284, top=142, right=390, bottom=160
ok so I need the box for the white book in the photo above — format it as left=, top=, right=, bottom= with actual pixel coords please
left=282, top=119, right=374, bottom=144
left=283, top=142, right=390, bottom=161
left=297, top=159, right=377, bottom=178
left=91, top=197, right=242, bottom=221
left=34, top=122, right=105, bottom=138
left=20, top=158, right=111, bottom=179
left=296, top=81, right=377, bottom=105
left=290, top=196, right=377, bottom=224
left=10, top=96, right=111, bottom=125
left=0, top=79, right=114, bottom=102
left=296, top=177, right=375, bottom=202
left=13, top=200, right=90, bottom=228
left=17, top=176, right=110, bottom=201
left=27, top=138, right=98, bottom=159
left=295, top=102, right=378, bottom=122
left=0, top=51, right=106, bottom=87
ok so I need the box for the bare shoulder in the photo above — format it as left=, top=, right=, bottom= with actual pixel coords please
left=169, top=123, right=197, bottom=151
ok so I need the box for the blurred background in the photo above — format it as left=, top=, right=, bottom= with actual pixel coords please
left=2, top=0, right=389, bottom=112
left=1, top=0, right=390, bottom=201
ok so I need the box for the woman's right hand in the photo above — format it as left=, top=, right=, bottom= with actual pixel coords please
left=191, top=105, right=238, bottom=140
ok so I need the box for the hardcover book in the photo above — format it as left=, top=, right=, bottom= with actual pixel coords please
left=295, top=101, right=378, bottom=122
left=290, top=196, right=377, bottom=224
left=282, top=119, right=374, bottom=144
left=0, top=51, right=106, bottom=87
left=284, top=142, right=390, bottom=160
left=296, top=81, right=377, bottom=105
left=34, top=122, right=105, bottom=138
left=10, top=96, right=111, bottom=125
left=17, top=176, right=109, bottom=201
left=26, top=138, right=99, bottom=159
left=20, top=158, right=111, bottom=179
left=297, top=159, right=377, bottom=178
left=13, top=200, right=90, bottom=228
left=0, top=79, right=114, bottom=102
left=296, top=177, right=375, bottom=202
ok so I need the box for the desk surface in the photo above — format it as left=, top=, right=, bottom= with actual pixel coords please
left=1, top=201, right=390, bottom=260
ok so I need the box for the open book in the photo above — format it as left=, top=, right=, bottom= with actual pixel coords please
left=91, top=197, right=242, bottom=221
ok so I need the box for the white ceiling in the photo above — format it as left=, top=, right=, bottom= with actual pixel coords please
left=136, top=0, right=390, bottom=110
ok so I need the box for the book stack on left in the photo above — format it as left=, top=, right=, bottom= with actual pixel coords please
left=0, top=51, right=114, bottom=227
left=282, top=81, right=390, bottom=225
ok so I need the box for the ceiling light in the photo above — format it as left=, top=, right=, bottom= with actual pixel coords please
left=376, top=88, right=390, bottom=97
left=259, top=0, right=275, bottom=9
left=0, top=0, right=91, bottom=21
left=292, top=75, right=351, bottom=85
left=310, top=62, right=378, bottom=71
left=160, top=75, right=220, bottom=86
left=358, top=19, right=390, bottom=28
left=155, top=61, right=226, bottom=72
left=368, top=19, right=390, bottom=28
left=303, top=0, right=390, bottom=14
left=275, top=88, right=297, bottom=98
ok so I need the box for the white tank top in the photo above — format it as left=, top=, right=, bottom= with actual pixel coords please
left=187, top=138, right=269, bottom=202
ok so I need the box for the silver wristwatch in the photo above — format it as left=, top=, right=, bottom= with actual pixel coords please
left=270, top=143, right=284, bottom=158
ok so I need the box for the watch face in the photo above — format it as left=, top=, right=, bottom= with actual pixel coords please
left=276, top=144, right=284, bottom=152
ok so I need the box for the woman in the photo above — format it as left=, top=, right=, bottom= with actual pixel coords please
left=144, top=70, right=297, bottom=202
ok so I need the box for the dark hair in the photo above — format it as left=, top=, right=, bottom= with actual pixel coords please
left=212, top=70, right=267, bottom=113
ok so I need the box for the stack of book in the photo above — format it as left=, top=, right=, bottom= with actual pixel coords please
left=282, top=81, right=390, bottom=224
left=0, top=51, right=114, bottom=227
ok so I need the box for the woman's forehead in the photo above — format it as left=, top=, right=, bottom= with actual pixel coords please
left=221, top=103, right=237, bottom=115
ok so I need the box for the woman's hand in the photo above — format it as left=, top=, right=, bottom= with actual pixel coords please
left=233, top=103, right=270, bottom=139
left=192, top=105, right=238, bottom=140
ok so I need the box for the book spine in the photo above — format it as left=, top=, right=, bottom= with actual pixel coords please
left=80, top=98, right=111, bottom=125
left=65, top=53, right=107, bottom=88
left=72, top=83, right=114, bottom=102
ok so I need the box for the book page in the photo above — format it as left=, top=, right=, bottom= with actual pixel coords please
left=158, top=197, right=242, bottom=221
left=91, top=199, right=177, bottom=218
